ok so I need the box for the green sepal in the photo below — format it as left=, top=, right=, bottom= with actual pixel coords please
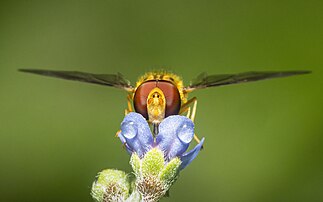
left=130, top=153, right=141, bottom=176
left=159, top=157, right=181, bottom=188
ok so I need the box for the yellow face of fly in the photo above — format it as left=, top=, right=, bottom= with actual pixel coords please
left=147, top=87, right=166, bottom=124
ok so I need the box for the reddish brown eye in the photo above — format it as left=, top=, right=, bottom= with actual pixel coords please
left=133, top=81, right=181, bottom=120
left=156, top=81, right=181, bottom=117
left=133, top=81, right=156, bottom=119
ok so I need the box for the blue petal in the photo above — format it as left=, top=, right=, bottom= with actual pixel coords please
left=118, top=133, right=133, bottom=154
left=179, top=138, right=205, bottom=170
left=156, top=115, right=194, bottom=160
left=119, top=112, right=153, bottom=157
left=118, top=132, right=126, bottom=144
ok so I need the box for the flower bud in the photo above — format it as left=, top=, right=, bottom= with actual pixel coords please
left=91, top=169, right=131, bottom=202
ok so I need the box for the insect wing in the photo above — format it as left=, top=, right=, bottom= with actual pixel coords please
left=185, top=70, right=310, bottom=91
left=19, top=69, right=134, bottom=91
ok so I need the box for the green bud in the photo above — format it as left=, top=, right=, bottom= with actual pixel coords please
left=91, top=169, right=130, bottom=202
left=92, top=149, right=183, bottom=202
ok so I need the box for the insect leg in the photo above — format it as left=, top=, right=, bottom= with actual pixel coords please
left=115, top=129, right=121, bottom=137
left=193, top=134, right=201, bottom=143
left=189, top=98, right=202, bottom=144
left=180, top=97, right=197, bottom=121
left=186, top=106, right=191, bottom=118
left=179, top=98, right=195, bottom=118
left=179, top=105, right=191, bottom=118
left=190, top=97, right=197, bottom=122
left=125, top=94, right=134, bottom=115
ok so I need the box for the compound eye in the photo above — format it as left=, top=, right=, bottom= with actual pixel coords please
left=156, top=81, right=181, bottom=117
left=133, top=81, right=157, bottom=120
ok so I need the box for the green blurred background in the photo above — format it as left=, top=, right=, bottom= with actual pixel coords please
left=0, top=0, right=322, bottom=201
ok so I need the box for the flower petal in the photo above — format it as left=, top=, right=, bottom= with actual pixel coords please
left=179, top=138, right=205, bottom=170
left=119, top=112, right=153, bottom=157
left=156, top=115, right=194, bottom=160
left=118, top=133, right=133, bottom=154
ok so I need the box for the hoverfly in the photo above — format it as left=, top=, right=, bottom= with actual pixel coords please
left=19, top=69, right=310, bottom=142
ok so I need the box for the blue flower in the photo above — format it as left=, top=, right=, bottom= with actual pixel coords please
left=118, top=112, right=204, bottom=170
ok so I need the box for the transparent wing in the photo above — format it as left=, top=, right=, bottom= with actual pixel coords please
left=19, top=69, right=134, bottom=91
left=185, top=70, right=311, bottom=91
